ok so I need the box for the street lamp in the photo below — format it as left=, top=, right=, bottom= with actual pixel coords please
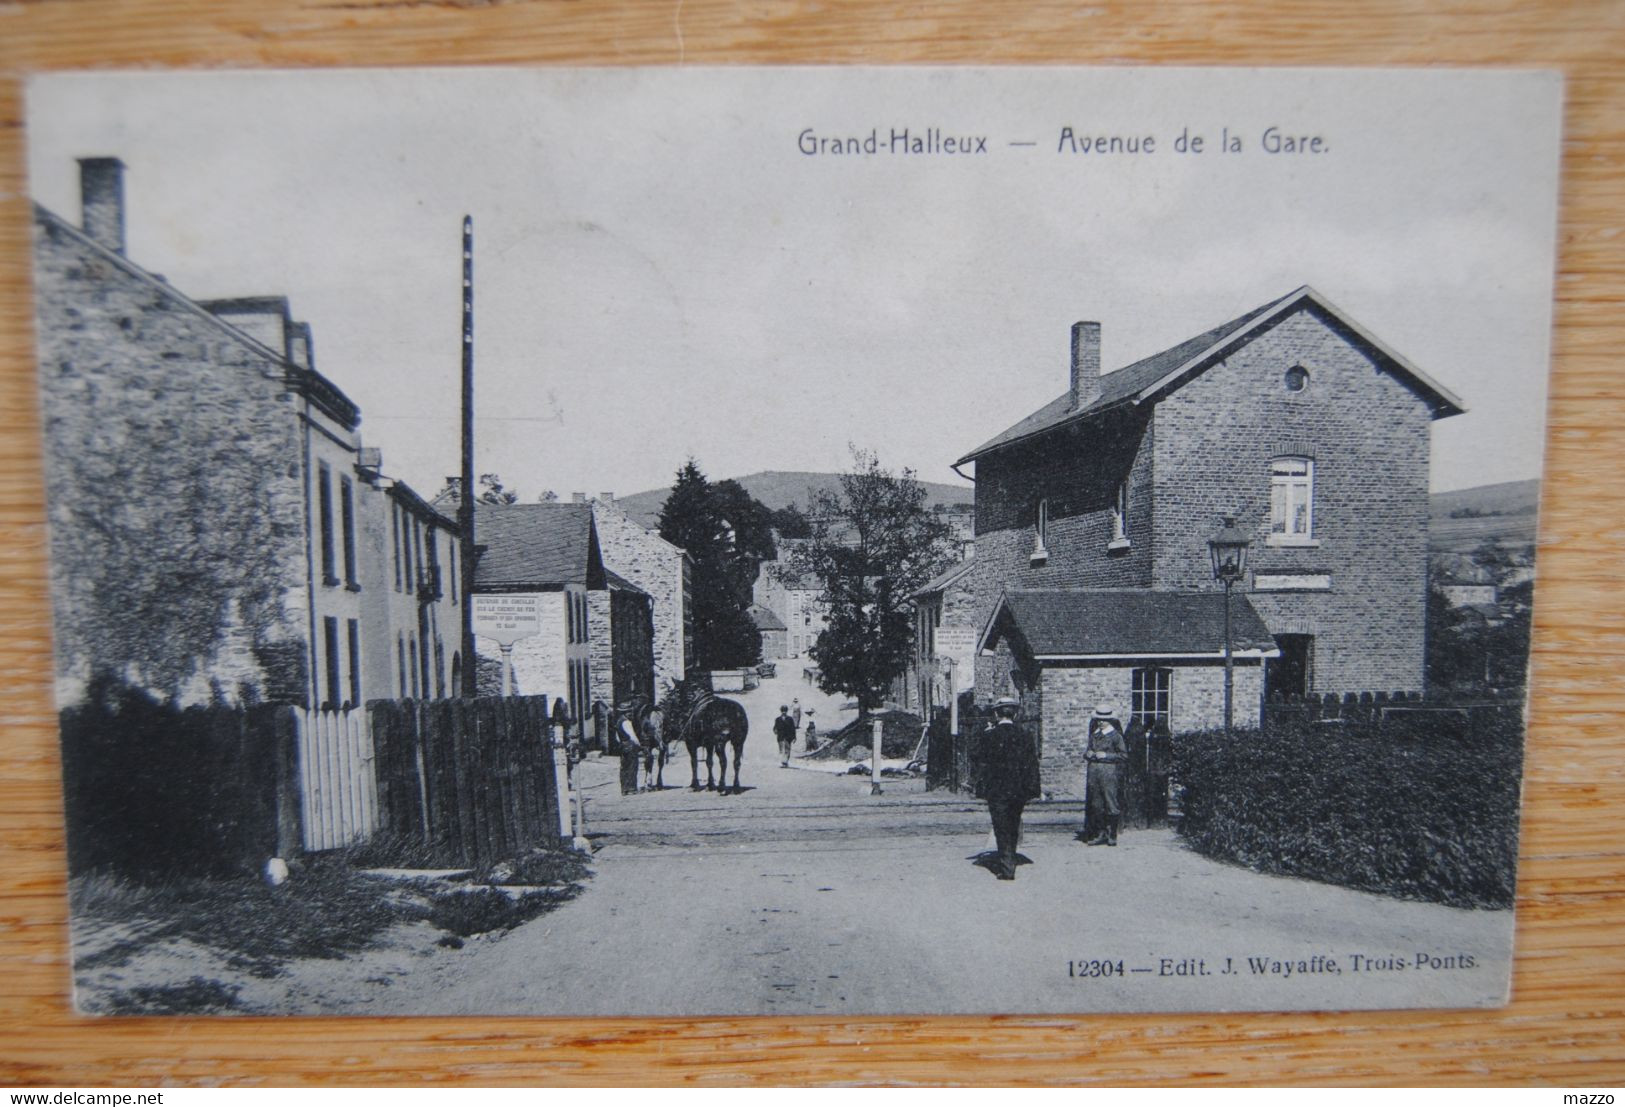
left=1207, top=515, right=1252, bottom=737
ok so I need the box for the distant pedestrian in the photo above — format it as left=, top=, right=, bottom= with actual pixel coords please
left=614, top=701, right=643, bottom=795
left=792, top=698, right=803, bottom=733
left=1084, top=704, right=1128, bottom=846
left=972, top=696, right=1041, bottom=881
left=774, top=704, right=797, bottom=767
left=803, top=709, right=817, bottom=750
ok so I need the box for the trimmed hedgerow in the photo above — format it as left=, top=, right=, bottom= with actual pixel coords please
left=1172, top=709, right=1524, bottom=909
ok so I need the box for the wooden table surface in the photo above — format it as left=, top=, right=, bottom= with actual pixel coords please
left=1, top=1, right=1622, bottom=1087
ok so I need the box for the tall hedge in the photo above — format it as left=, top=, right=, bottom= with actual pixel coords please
left=1172, top=709, right=1524, bottom=909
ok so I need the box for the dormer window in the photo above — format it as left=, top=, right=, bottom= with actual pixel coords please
left=1031, top=498, right=1050, bottom=564
left=1108, top=479, right=1131, bottom=552
left=1269, top=456, right=1317, bottom=545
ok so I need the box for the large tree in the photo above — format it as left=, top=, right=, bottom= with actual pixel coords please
left=657, top=460, right=775, bottom=670
left=781, top=448, right=957, bottom=717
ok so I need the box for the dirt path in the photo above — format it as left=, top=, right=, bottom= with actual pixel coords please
left=304, top=662, right=1514, bottom=1016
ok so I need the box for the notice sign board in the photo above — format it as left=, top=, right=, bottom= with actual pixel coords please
left=935, top=625, right=978, bottom=689
left=472, top=594, right=543, bottom=645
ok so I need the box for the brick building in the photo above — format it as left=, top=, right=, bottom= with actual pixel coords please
left=956, top=286, right=1464, bottom=792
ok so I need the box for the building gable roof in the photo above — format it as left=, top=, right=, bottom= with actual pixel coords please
left=979, top=588, right=1279, bottom=660
left=33, top=203, right=363, bottom=431
left=955, top=286, right=1466, bottom=465
left=748, top=603, right=787, bottom=631
left=472, top=503, right=605, bottom=590
left=912, top=558, right=975, bottom=600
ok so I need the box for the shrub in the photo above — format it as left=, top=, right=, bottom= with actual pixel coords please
left=424, top=886, right=580, bottom=937
left=1173, top=709, right=1523, bottom=909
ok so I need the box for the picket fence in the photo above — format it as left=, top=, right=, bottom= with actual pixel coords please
left=295, top=708, right=380, bottom=852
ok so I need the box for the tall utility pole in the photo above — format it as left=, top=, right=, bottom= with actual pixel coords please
left=459, top=215, right=477, bottom=697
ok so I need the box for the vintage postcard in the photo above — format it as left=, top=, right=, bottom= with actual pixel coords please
left=25, top=67, right=1561, bottom=1016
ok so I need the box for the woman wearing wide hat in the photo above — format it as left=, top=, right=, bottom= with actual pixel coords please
left=1084, top=704, right=1129, bottom=845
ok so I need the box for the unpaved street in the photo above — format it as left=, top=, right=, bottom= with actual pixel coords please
left=317, top=662, right=1514, bottom=1016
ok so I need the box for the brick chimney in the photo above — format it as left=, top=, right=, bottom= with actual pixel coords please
left=1070, top=321, right=1101, bottom=411
left=571, top=492, right=588, bottom=503
left=598, top=491, right=614, bottom=503
left=78, top=157, right=126, bottom=255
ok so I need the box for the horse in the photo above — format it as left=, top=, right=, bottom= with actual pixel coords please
left=662, top=678, right=750, bottom=795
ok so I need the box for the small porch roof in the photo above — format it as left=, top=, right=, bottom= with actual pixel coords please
left=978, top=588, right=1280, bottom=661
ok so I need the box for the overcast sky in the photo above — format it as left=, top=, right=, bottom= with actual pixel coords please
left=27, top=67, right=1562, bottom=500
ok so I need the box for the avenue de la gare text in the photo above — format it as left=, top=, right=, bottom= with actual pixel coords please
left=796, top=125, right=1329, bottom=156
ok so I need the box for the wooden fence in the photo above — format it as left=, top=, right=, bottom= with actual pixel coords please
left=294, top=708, right=379, bottom=852
left=1261, top=689, right=1524, bottom=737
left=58, top=685, right=301, bottom=878
left=368, top=695, right=563, bottom=869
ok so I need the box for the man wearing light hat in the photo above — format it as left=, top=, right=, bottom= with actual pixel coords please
left=1084, top=703, right=1129, bottom=846
left=972, top=695, right=1042, bottom=880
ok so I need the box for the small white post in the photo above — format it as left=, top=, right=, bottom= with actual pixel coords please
left=550, top=719, right=573, bottom=841
left=870, top=715, right=884, bottom=796
left=571, top=734, right=590, bottom=852
left=947, top=658, right=959, bottom=738
left=499, top=643, right=514, bottom=697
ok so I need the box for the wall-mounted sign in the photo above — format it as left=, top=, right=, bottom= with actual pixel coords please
left=473, top=594, right=544, bottom=645
left=1253, top=573, right=1333, bottom=592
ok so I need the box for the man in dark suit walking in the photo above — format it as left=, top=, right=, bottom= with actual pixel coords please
left=973, top=696, right=1042, bottom=881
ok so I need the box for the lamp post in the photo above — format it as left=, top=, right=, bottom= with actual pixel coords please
left=1207, top=516, right=1252, bottom=738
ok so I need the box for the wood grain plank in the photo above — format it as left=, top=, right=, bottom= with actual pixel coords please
left=1, top=0, right=1622, bottom=1086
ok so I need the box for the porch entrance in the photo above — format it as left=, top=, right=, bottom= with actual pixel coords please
left=1267, top=633, right=1314, bottom=698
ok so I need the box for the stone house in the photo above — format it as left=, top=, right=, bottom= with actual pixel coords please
left=898, top=558, right=978, bottom=714
left=33, top=158, right=401, bottom=711
left=749, top=603, right=788, bottom=659
left=754, top=542, right=829, bottom=658
left=358, top=475, right=463, bottom=703
left=955, top=286, right=1464, bottom=792
left=588, top=494, right=693, bottom=693
left=471, top=503, right=654, bottom=727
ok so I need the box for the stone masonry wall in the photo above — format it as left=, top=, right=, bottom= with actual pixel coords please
left=1149, top=304, right=1433, bottom=692
left=33, top=211, right=310, bottom=708
left=587, top=589, right=615, bottom=708
left=592, top=501, right=687, bottom=693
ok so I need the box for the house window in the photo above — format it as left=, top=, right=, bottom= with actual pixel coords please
left=398, top=635, right=407, bottom=698
left=340, top=476, right=359, bottom=590
left=1270, top=457, right=1314, bottom=539
left=322, top=616, right=341, bottom=710
left=1131, top=667, right=1172, bottom=731
left=347, top=618, right=361, bottom=708
left=1284, top=365, right=1310, bottom=393
left=318, top=463, right=337, bottom=585
left=1032, top=498, right=1050, bottom=562
left=408, top=636, right=420, bottom=699
left=413, top=520, right=425, bottom=591
left=1109, top=479, right=1130, bottom=549
left=391, top=504, right=403, bottom=592
left=449, top=542, right=458, bottom=604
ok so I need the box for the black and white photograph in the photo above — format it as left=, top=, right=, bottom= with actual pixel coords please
left=25, top=66, right=1562, bottom=1017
